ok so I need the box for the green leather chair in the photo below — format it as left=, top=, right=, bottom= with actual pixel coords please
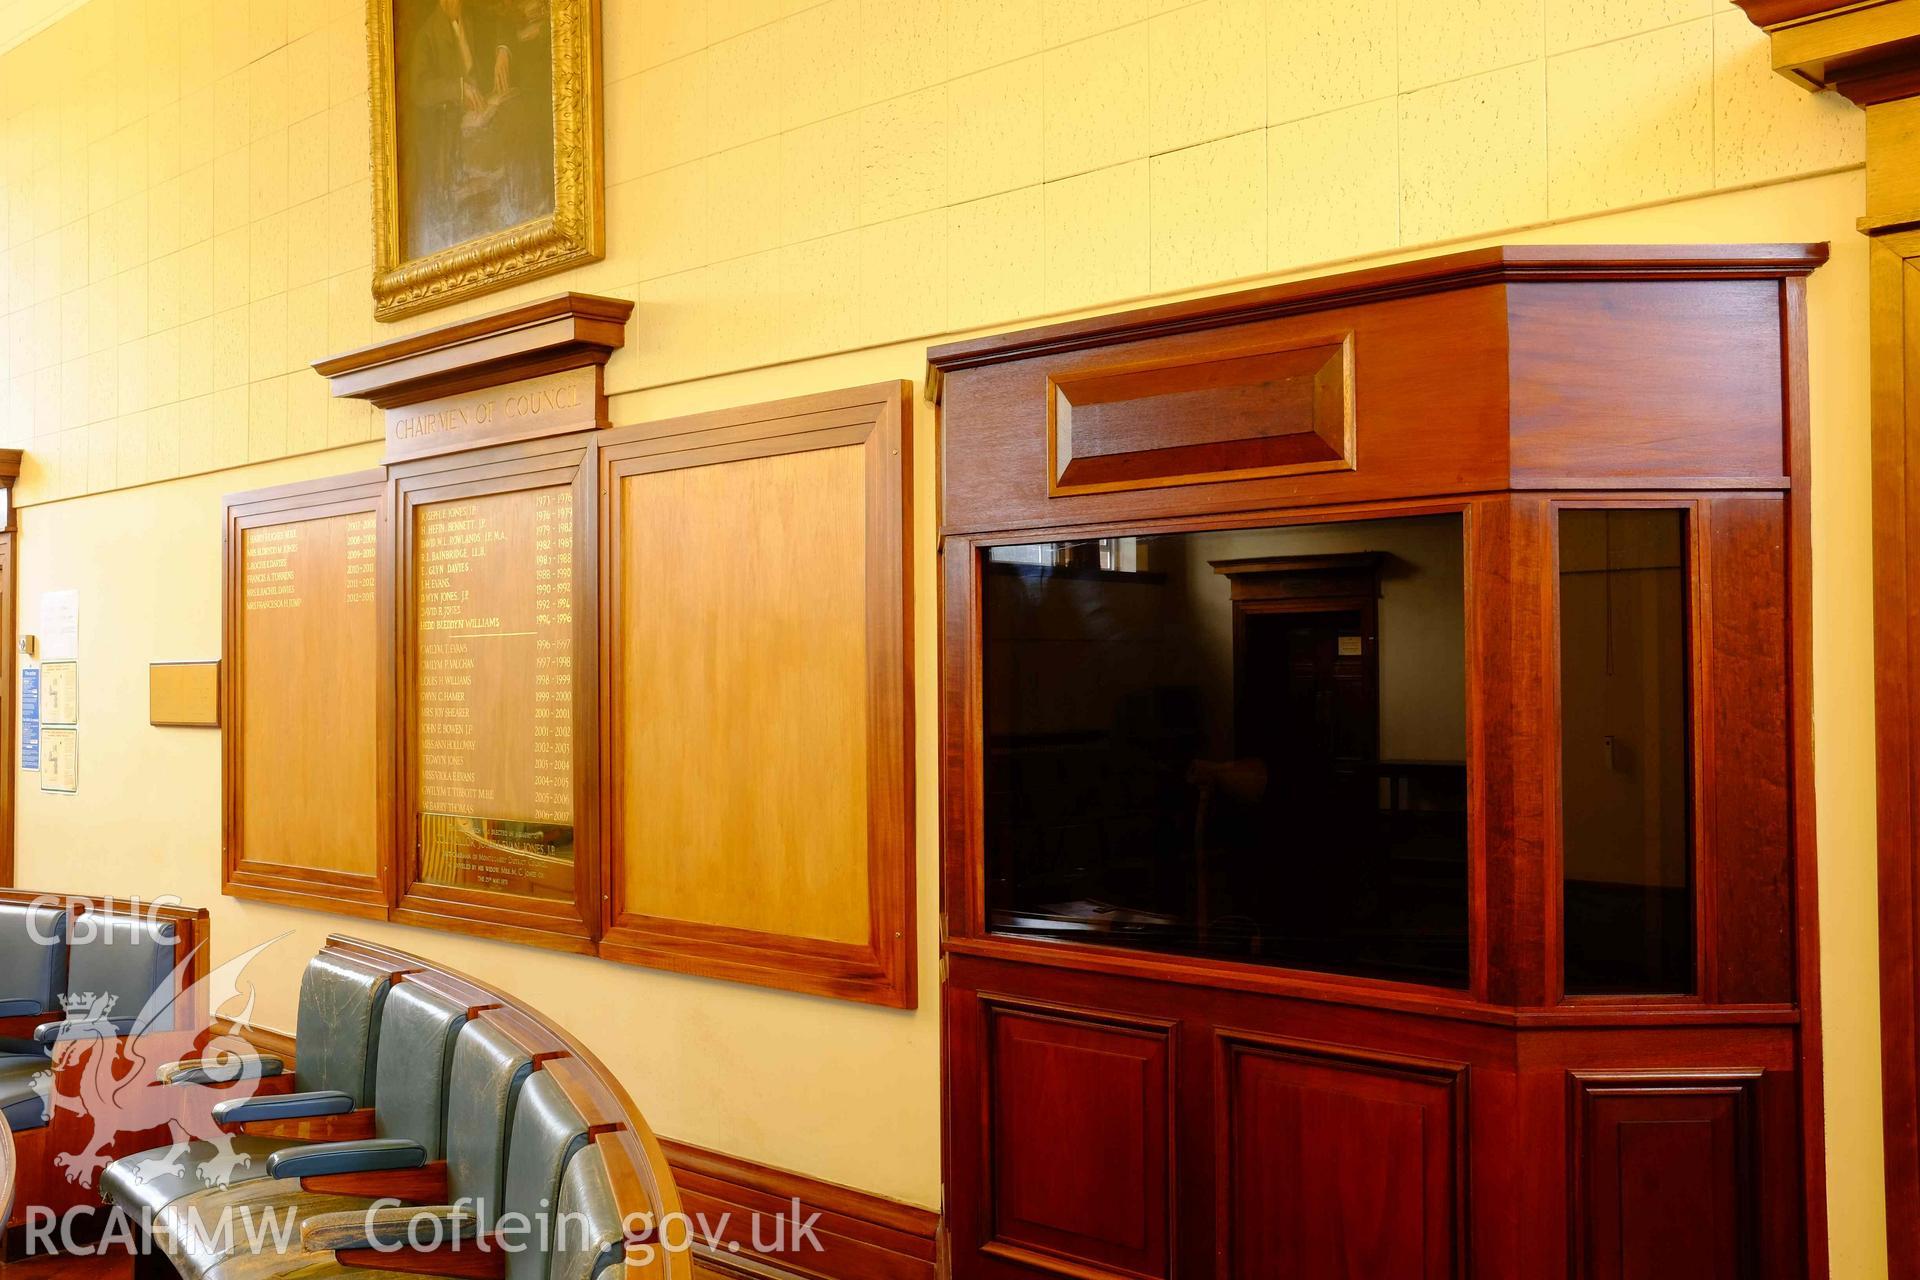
left=274, top=1067, right=623, bottom=1280
left=150, top=1024, right=621, bottom=1279
left=114, top=979, right=470, bottom=1278
left=0, top=905, right=179, bottom=1135
left=101, top=950, right=397, bottom=1218
left=0, top=900, right=71, bottom=1133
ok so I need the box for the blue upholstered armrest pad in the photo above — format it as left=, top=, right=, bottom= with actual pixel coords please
left=266, top=1139, right=426, bottom=1181
left=161, top=1055, right=286, bottom=1086
left=0, top=999, right=45, bottom=1018
left=212, top=1089, right=354, bottom=1126
left=34, top=1017, right=137, bottom=1044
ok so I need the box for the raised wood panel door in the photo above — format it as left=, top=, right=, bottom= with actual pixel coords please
left=1571, top=1073, right=1760, bottom=1280
left=982, top=1000, right=1174, bottom=1279
left=1218, top=1035, right=1464, bottom=1280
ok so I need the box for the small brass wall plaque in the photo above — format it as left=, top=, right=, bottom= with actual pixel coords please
left=151, top=661, right=220, bottom=728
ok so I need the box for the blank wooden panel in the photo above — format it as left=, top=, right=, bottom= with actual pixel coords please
left=1572, top=1073, right=1759, bottom=1280
left=1048, top=335, right=1354, bottom=496
left=1509, top=280, right=1786, bottom=484
left=151, top=661, right=219, bottom=727
left=1704, top=497, right=1793, bottom=1004
left=239, top=511, right=378, bottom=876
left=986, top=1004, right=1171, bottom=1278
left=1220, top=1036, right=1462, bottom=1280
left=620, top=445, right=870, bottom=944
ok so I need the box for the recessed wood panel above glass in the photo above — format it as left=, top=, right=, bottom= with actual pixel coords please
left=980, top=513, right=1468, bottom=988
left=1046, top=335, right=1355, bottom=496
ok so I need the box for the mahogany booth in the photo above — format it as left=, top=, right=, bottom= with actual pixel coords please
left=928, top=246, right=1824, bottom=1279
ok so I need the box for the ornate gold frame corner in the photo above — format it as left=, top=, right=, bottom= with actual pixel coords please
left=366, top=0, right=605, bottom=322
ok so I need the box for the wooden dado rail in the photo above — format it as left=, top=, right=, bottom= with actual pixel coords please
left=226, top=936, right=940, bottom=1280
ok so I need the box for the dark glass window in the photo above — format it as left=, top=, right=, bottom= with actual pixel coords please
left=981, top=514, right=1469, bottom=988
left=1558, top=509, right=1695, bottom=995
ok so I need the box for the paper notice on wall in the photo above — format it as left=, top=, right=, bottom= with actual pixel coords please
left=38, top=590, right=77, bottom=662
left=20, top=667, right=39, bottom=772
left=39, top=727, right=75, bottom=793
left=40, top=661, right=75, bottom=726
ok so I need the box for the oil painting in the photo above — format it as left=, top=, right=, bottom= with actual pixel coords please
left=368, top=0, right=603, bottom=320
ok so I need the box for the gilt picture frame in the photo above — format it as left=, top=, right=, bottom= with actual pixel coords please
left=367, top=0, right=605, bottom=321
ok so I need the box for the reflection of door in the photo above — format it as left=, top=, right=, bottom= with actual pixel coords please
left=1242, top=607, right=1376, bottom=779
left=1214, top=553, right=1383, bottom=778
left=1216, top=557, right=1383, bottom=914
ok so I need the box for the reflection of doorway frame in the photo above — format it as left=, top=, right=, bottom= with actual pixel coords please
left=1210, top=553, right=1382, bottom=761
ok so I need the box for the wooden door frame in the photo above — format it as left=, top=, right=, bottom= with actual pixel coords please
left=0, top=529, right=15, bottom=887
left=1736, top=5, right=1920, bottom=1273
left=0, top=449, right=24, bottom=887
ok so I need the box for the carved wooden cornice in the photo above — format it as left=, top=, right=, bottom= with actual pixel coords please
left=313, top=291, right=634, bottom=463
left=313, top=292, right=634, bottom=408
left=1737, top=0, right=1920, bottom=104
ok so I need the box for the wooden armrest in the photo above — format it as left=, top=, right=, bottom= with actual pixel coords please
left=302, top=1202, right=477, bottom=1252
left=317, top=1208, right=502, bottom=1280
left=300, top=1160, right=449, bottom=1203
left=335, top=1247, right=503, bottom=1279
left=159, top=1055, right=286, bottom=1085
left=233, top=1107, right=377, bottom=1142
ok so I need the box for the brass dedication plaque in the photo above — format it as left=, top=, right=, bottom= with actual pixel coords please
left=413, top=487, right=576, bottom=900
left=240, top=512, right=378, bottom=873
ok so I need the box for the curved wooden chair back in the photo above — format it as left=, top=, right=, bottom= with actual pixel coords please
left=323, top=935, right=694, bottom=1279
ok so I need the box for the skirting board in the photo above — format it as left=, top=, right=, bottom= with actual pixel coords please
left=661, top=1140, right=939, bottom=1280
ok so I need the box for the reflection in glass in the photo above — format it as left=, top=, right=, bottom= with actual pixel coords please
left=982, top=514, right=1469, bottom=987
left=1559, top=509, right=1694, bottom=995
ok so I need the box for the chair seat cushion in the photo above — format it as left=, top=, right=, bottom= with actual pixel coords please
left=150, top=1175, right=373, bottom=1280
left=102, top=1137, right=297, bottom=1217
left=202, top=1249, right=428, bottom=1280
left=0, top=1053, right=51, bottom=1131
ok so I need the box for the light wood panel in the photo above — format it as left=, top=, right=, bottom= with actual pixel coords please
left=413, top=484, right=577, bottom=902
left=223, top=473, right=390, bottom=916
left=599, top=381, right=915, bottom=1007
left=242, top=515, right=376, bottom=873
left=220, top=380, right=912, bottom=1005
left=619, top=444, right=870, bottom=944
left=389, top=433, right=599, bottom=953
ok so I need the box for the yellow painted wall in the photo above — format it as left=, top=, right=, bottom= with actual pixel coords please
left=0, top=0, right=1890, bottom=1273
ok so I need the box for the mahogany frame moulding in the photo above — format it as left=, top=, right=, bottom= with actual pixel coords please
left=596, top=382, right=916, bottom=1008
left=927, top=245, right=1829, bottom=1277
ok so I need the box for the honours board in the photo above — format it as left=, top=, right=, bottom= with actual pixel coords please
left=412, top=486, right=576, bottom=901
left=223, top=475, right=389, bottom=914
left=219, top=367, right=914, bottom=998
left=388, top=431, right=597, bottom=951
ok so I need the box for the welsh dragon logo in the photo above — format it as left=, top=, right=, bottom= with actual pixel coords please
left=35, top=934, right=289, bottom=1192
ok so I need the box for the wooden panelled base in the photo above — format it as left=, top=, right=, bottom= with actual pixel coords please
left=947, top=954, right=1806, bottom=1280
